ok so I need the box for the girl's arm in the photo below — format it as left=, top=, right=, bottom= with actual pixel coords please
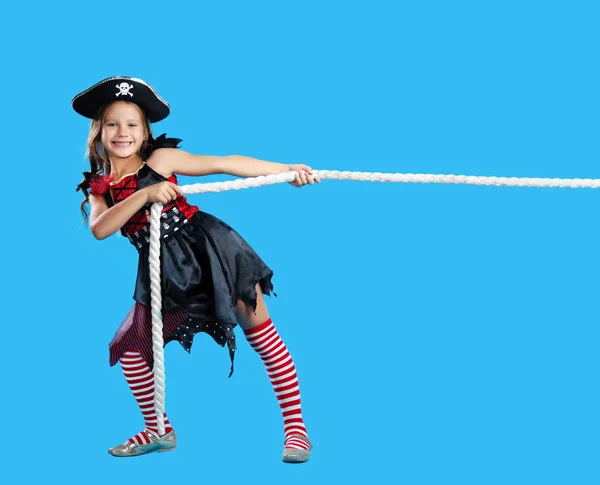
left=148, top=149, right=319, bottom=185
left=89, top=182, right=182, bottom=240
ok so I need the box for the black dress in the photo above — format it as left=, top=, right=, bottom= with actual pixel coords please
left=79, top=136, right=274, bottom=376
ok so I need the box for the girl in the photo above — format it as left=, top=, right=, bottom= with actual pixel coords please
left=73, top=76, right=318, bottom=463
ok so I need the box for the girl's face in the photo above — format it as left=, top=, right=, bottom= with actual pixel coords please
left=101, top=101, right=147, bottom=162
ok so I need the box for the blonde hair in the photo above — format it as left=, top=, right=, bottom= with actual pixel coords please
left=78, top=101, right=153, bottom=221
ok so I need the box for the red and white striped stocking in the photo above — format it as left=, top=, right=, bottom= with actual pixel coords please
left=120, top=351, right=174, bottom=444
left=244, top=319, right=309, bottom=450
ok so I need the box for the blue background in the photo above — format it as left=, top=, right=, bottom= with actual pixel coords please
left=1, top=1, right=599, bottom=483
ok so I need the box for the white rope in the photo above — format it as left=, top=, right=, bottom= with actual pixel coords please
left=148, top=168, right=600, bottom=425
left=149, top=202, right=166, bottom=437
left=179, top=170, right=600, bottom=194
left=310, top=170, right=600, bottom=188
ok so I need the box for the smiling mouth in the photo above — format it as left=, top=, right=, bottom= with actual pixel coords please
left=112, top=141, right=133, bottom=148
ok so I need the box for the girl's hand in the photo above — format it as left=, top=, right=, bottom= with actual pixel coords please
left=143, top=181, right=184, bottom=204
left=288, top=164, right=321, bottom=187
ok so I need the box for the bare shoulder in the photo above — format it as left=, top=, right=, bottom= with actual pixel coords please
left=148, top=149, right=220, bottom=177
left=146, top=148, right=184, bottom=178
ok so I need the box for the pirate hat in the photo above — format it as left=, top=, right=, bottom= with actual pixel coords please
left=72, top=76, right=170, bottom=122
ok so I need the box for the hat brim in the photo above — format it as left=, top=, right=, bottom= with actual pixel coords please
left=72, top=76, right=170, bottom=123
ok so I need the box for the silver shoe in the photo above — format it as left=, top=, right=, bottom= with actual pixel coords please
left=108, top=430, right=177, bottom=457
left=281, top=434, right=312, bottom=463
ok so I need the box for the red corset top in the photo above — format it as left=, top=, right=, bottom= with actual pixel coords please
left=109, top=167, right=198, bottom=237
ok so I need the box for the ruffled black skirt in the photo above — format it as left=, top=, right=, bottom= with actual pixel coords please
left=109, top=210, right=274, bottom=376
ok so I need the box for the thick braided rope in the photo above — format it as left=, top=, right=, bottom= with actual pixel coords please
left=148, top=168, right=600, bottom=421
left=149, top=202, right=166, bottom=437
left=179, top=170, right=600, bottom=194
left=310, top=171, right=600, bottom=188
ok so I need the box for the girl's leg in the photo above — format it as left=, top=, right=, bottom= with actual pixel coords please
left=237, top=284, right=311, bottom=462
left=108, top=351, right=176, bottom=457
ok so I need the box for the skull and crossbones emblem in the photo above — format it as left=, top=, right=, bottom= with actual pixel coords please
left=115, top=82, right=134, bottom=97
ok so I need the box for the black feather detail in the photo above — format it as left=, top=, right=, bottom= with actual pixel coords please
left=76, top=170, right=111, bottom=196
left=76, top=171, right=100, bottom=194
left=142, top=133, right=183, bottom=160
left=76, top=172, right=92, bottom=193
